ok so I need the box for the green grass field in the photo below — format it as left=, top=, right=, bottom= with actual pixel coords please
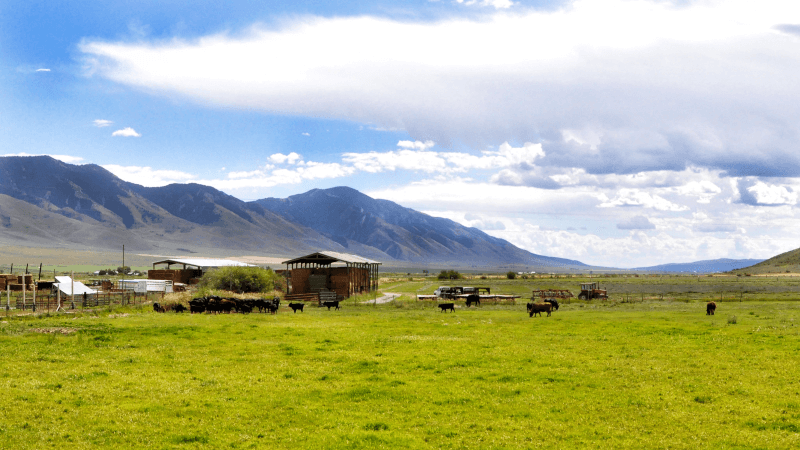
left=2, top=298, right=800, bottom=449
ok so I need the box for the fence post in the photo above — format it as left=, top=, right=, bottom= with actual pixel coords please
left=32, top=285, right=36, bottom=312
left=5, top=284, right=9, bottom=311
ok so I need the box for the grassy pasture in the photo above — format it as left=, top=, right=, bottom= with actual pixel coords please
left=2, top=299, right=800, bottom=449
left=381, top=274, right=800, bottom=303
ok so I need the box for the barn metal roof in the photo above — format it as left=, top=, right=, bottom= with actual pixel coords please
left=151, top=258, right=255, bottom=269
left=282, top=251, right=381, bottom=265
left=54, top=276, right=98, bottom=296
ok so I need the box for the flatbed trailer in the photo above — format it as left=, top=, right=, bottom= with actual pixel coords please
left=417, top=294, right=520, bottom=304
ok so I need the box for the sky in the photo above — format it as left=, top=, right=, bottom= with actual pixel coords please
left=3, top=0, right=800, bottom=268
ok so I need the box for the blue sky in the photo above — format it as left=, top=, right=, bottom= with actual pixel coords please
left=4, top=0, right=800, bottom=267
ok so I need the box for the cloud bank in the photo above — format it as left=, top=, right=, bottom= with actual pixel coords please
left=81, top=0, right=800, bottom=179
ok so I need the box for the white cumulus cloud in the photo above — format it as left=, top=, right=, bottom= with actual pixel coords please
left=101, top=165, right=197, bottom=187
left=93, top=119, right=114, bottom=127
left=111, top=127, right=141, bottom=137
left=599, top=189, right=689, bottom=211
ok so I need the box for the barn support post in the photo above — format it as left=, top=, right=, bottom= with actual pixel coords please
left=70, top=271, right=75, bottom=310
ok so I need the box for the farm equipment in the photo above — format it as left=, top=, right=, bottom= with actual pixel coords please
left=578, top=282, right=607, bottom=300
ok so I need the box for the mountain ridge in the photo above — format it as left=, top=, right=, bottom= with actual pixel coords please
left=0, top=156, right=584, bottom=268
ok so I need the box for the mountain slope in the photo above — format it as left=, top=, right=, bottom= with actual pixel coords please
left=0, top=156, right=346, bottom=255
left=253, top=186, right=586, bottom=267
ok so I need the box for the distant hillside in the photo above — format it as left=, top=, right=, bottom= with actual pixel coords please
left=632, top=258, right=764, bottom=273
left=730, top=248, right=800, bottom=274
left=253, top=186, right=587, bottom=268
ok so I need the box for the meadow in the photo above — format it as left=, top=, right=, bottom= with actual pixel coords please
left=1, top=292, right=800, bottom=449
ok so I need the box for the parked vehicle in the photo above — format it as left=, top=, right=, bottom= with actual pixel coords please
left=578, top=282, right=607, bottom=300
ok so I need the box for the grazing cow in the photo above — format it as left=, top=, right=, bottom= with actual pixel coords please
left=465, top=294, right=481, bottom=308
left=221, top=299, right=238, bottom=313
left=544, top=298, right=560, bottom=311
left=528, top=303, right=552, bottom=317
left=253, top=299, right=270, bottom=313
left=323, top=300, right=340, bottom=310
left=438, top=303, right=455, bottom=312
left=238, top=304, right=253, bottom=314
left=163, top=303, right=186, bottom=313
left=153, top=302, right=166, bottom=313
left=707, top=301, right=717, bottom=315
left=189, top=298, right=206, bottom=314
left=288, top=302, right=305, bottom=313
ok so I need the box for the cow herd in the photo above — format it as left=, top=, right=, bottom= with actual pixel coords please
left=152, top=296, right=343, bottom=315
left=186, top=296, right=283, bottom=314
left=153, top=295, right=720, bottom=317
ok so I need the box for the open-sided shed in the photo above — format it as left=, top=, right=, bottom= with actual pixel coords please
left=282, top=251, right=380, bottom=298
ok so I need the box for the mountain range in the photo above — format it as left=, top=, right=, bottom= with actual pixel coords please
left=0, top=156, right=585, bottom=269
left=631, top=258, right=765, bottom=273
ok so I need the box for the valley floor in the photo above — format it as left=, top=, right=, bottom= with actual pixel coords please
left=1, top=300, right=798, bottom=449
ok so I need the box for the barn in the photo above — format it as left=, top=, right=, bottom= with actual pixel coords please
left=149, top=258, right=255, bottom=285
left=283, top=251, right=380, bottom=301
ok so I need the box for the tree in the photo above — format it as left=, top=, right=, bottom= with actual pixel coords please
left=438, top=270, right=463, bottom=280
left=117, top=266, right=131, bottom=275
left=506, top=271, right=516, bottom=280
left=198, top=266, right=282, bottom=293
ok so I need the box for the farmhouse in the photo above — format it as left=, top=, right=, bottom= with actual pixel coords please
left=148, top=258, right=255, bottom=285
left=283, top=251, right=380, bottom=301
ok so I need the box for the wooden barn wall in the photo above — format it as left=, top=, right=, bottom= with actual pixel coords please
left=148, top=269, right=201, bottom=284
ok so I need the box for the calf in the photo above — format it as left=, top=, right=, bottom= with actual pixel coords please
left=438, top=303, right=455, bottom=312
left=288, top=302, right=305, bottom=313
left=544, top=298, right=560, bottom=311
left=707, top=301, right=717, bottom=315
left=528, top=303, right=552, bottom=317
left=465, top=294, right=480, bottom=307
left=153, top=302, right=165, bottom=313
left=323, top=300, right=340, bottom=310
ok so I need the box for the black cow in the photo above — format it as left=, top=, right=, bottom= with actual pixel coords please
left=707, top=301, right=716, bottom=315
left=153, top=302, right=165, bottom=313
left=288, top=302, right=305, bottom=313
left=253, top=299, right=270, bottom=313
left=438, top=303, right=455, bottom=312
left=189, top=298, right=206, bottom=314
left=465, top=294, right=480, bottom=307
left=544, top=298, right=560, bottom=311
left=323, top=300, right=340, bottom=310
